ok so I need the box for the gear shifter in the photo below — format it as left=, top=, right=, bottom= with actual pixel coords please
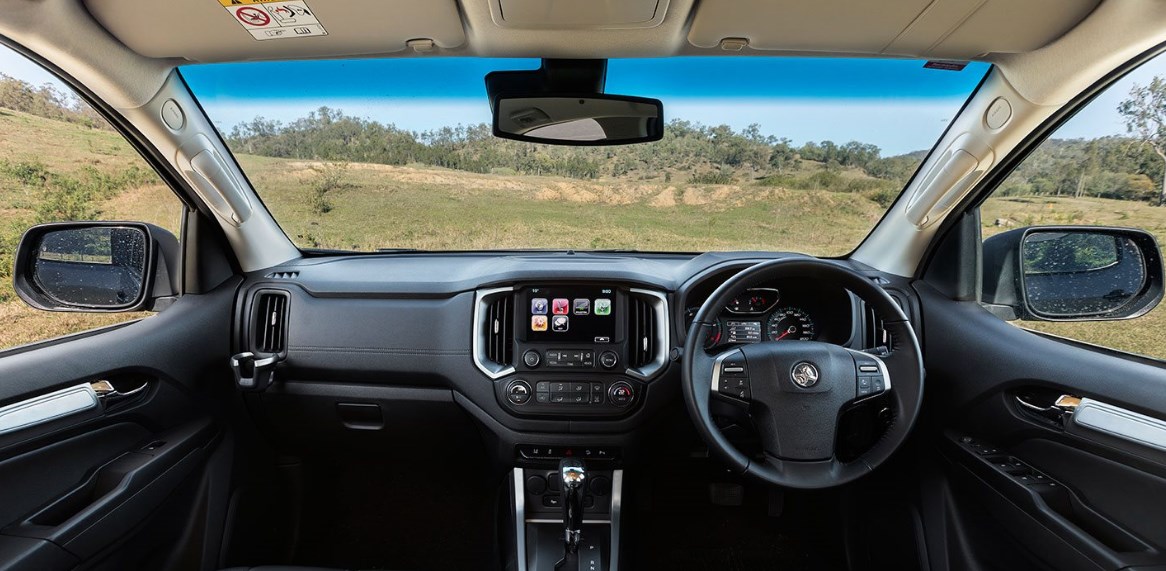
left=554, top=457, right=586, bottom=570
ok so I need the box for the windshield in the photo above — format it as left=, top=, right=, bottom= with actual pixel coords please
left=180, top=58, right=989, bottom=255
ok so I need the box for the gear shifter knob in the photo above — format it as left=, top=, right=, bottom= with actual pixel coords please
left=559, top=457, right=586, bottom=553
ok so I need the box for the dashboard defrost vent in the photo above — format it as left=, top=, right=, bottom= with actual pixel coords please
left=485, top=294, right=514, bottom=367
left=628, top=296, right=656, bottom=369
left=253, top=291, right=289, bottom=354
left=265, top=271, right=299, bottom=280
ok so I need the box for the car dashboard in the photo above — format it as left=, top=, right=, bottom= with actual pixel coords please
left=230, top=250, right=915, bottom=465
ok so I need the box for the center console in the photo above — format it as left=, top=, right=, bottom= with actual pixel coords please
left=474, top=283, right=669, bottom=418
left=512, top=453, right=623, bottom=571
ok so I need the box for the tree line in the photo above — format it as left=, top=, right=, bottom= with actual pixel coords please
left=3, top=67, right=1165, bottom=206
left=225, top=107, right=921, bottom=186
left=0, top=73, right=108, bottom=130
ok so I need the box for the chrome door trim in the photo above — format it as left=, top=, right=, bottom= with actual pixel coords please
left=1069, top=397, right=1166, bottom=452
left=0, top=384, right=99, bottom=435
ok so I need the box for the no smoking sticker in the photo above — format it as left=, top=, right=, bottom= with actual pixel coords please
left=219, top=0, right=327, bottom=41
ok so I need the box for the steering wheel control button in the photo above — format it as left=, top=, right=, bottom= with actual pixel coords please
left=599, top=350, right=619, bottom=369
left=718, top=376, right=751, bottom=400
left=523, top=350, right=541, bottom=368
left=608, top=381, right=634, bottom=406
left=507, top=380, right=532, bottom=405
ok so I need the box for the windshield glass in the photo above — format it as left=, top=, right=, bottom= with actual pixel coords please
left=180, top=58, right=989, bottom=255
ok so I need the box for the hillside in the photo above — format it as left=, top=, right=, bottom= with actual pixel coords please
left=0, top=84, right=1164, bottom=359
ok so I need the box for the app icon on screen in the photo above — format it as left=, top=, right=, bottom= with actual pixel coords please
left=531, top=315, right=548, bottom=332
left=551, top=315, right=569, bottom=332
left=552, top=299, right=570, bottom=315
left=531, top=298, right=548, bottom=315
left=594, top=299, right=612, bottom=316
left=573, top=299, right=590, bottom=315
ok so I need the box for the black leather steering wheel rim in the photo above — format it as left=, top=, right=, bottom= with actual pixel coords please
left=681, top=257, right=924, bottom=489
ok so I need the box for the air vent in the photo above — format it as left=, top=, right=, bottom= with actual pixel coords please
left=485, top=294, right=514, bottom=367
left=265, top=271, right=299, bottom=280
left=252, top=291, right=289, bottom=354
left=628, top=296, right=657, bottom=369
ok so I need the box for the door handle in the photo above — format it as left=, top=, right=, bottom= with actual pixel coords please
left=1015, top=394, right=1081, bottom=414
left=1015, top=393, right=1081, bottom=425
left=89, top=379, right=149, bottom=403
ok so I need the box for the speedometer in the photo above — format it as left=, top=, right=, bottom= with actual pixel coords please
left=766, top=307, right=816, bottom=341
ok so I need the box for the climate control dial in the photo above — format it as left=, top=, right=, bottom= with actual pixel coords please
left=608, top=381, right=634, bottom=407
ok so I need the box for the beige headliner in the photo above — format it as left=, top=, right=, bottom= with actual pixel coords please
left=1, top=0, right=1162, bottom=110
left=85, top=0, right=1100, bottom=62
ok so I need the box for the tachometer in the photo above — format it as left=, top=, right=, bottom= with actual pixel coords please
left=766, top=307, right=815, bottom=341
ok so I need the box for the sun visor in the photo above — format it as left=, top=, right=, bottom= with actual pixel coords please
left=688, top=0, right=1100, bottom=59
left=84, top=0, right=467, bottom=62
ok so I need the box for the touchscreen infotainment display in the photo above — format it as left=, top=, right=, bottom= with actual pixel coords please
left=525, top=286, right=617, bottom=343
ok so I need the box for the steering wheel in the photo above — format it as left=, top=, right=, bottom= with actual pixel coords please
left=681, top=258, right=924, bottom=489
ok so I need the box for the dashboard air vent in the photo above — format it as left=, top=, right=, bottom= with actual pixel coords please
left=628, top=296, right=657, bottom=369
left=485, top=294, right=514, bottom=367
left=253, top=291, right=289, bottom=354
left=265, top=271, right=300, bottom=280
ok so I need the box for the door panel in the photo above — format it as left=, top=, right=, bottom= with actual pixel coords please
left=0, top=280, right=238, bottom=570
left=915, top=281, right=1166, bottom=571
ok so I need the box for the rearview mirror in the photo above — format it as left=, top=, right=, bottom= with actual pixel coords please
left=13, top=222, right=179, bottom=312
left=983, top=226, right=1164, bottom=321
left=492, top=95, right=664, bottom=146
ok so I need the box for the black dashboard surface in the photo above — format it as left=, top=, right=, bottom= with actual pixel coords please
left=234, top=250, right=913, bottom=459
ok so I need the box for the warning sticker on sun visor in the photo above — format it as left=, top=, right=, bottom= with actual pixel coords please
left=219, top=0, right=327, bottom=41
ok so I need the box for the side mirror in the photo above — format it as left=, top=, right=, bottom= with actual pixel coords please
left=983, top=226, right=1164, bottom=321
left=13, top=222, right=179, bottom=312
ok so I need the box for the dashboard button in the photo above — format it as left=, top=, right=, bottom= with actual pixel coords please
left=523, top=350, right=541, bottom=368
left=525, top=475, right=547, bottom=495
left=507, top=381, right=532, bottom=405
left=599, top=351, right=619, bottom=369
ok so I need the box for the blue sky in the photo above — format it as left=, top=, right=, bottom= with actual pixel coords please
left=4, top=43, right=1166, bottom=157
left=179, top=57, right=992, bottom=155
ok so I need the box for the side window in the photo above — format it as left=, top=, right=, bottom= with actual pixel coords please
left=0, top=44, right=181, bottom=350
left=981, top=53, right=1166, bottom=361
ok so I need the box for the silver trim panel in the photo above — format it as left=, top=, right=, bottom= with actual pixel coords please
left=525, top=518, right=612, bottom=524
left=474, top=287, right=517, bottom=380
left=0, top=384, right=99, bottom=435
left=513, top=468, right=527, bottom=571
left=626, top=288, right=670, bottom=381
left=610, top=468, right=623, bottom=571
left=1070, top=398, right=1166, bottom=452
left=710, top=350, right=737, bottom=394
left=845, top=348, right=891, bottom=402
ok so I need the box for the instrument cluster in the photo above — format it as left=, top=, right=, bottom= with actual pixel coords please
left=683, top=280, right=854, bottom=350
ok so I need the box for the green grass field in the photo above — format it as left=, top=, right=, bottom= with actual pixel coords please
left=1, top=108, right=1163, bottom=360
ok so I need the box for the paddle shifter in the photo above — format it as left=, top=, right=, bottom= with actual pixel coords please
left=554, top=457, right=587, bottom=570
